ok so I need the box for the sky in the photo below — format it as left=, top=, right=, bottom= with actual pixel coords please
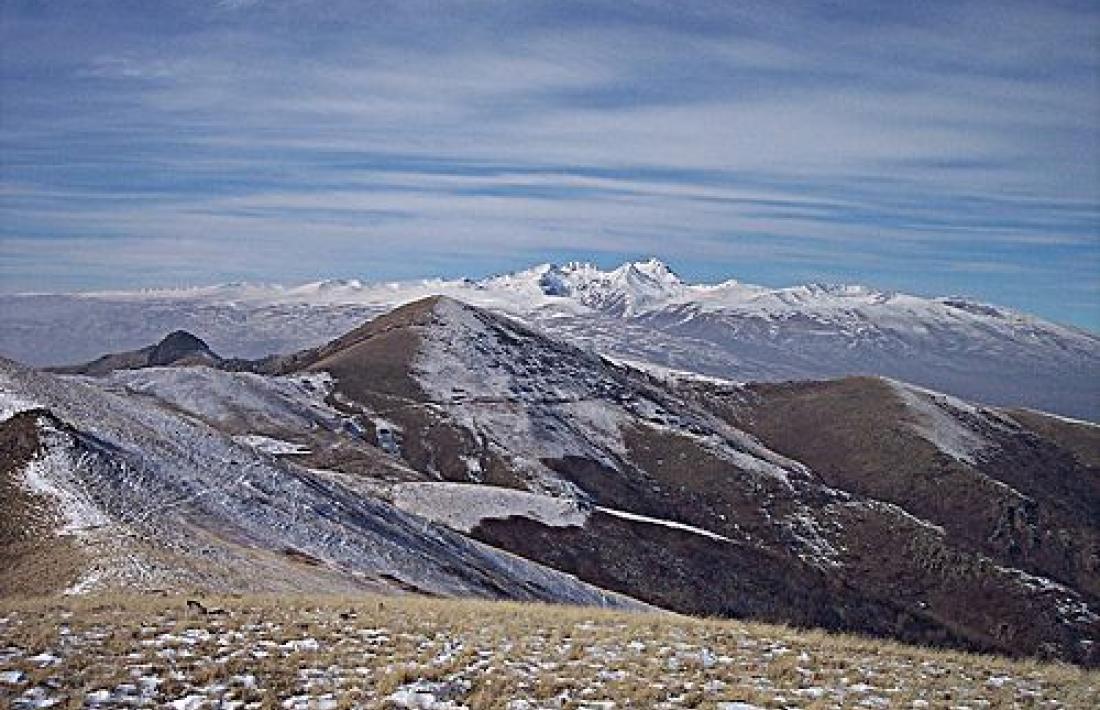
left=1, top=1, right=1098, bottom=329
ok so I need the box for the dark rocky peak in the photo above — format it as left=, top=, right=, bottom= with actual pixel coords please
left=149, top=330, right=216, bottom=366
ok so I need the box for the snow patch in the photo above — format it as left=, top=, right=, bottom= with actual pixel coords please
left=232, top=434, right=311, bottom=455
left=840, top=499, right=946, bottom=536
left=594, top=506, right=730, bottom=542
left=606, top=355, right=741, bottom=387
left=386, top=680, right=469, bottom=710
left=393, top=482, right=588, bottom=533
left=64, top=569, right=105, bottom=596
left=372, top=417, right=403, bottom=456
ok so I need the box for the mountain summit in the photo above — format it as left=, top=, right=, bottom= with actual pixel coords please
left=483, top=258, right=686, bottom=313
left=49, top=329, right=221, bottom=375
left=148, top=330, right=215, bottom=366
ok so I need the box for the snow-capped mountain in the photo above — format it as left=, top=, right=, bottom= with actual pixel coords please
left=8, top=297, right=1098, bottom=664
left=1, top=259, right=1097, bottom=419
left=482, top=258, right=691, bottom=314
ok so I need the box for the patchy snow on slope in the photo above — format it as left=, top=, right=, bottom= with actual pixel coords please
left=19, top=420, right=111, bottom=537
left=232, top=434, right=311, bottom=455
left=779, top=510, right=842, bottom=569
left=1016, top=408, right=1100, bottom=429
left=412, top=298, right=632, bottom=473
left=411, top=298, right=810, bottom=496
left=993, top=565, right=1100, bottom=627
left=888, top=380, right=997, bottom=464
left=0, top=358, right=648, bottom=606
left=628, top=401, right=810, bottom=488
left=605, top=355, right=742, bottom=387
left=98, top=367, right=341, bottom=433
left=393, top=482, right=588, bottom=533
left=0, top=369, right=41, bottom=420
left=839, top=500, right=946, bottom=537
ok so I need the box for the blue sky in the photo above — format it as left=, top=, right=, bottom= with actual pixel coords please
left=1, top=0, right=1098, bottom=328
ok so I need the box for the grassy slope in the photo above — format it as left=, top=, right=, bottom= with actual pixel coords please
left=0, top=594, right=1095, bottom=709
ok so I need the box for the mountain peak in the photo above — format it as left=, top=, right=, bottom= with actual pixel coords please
left=610, top=258, right=682, bottom=289
left=480, top=258, right=685, bottom=314
left=149, top=330, right=215, bottom=366
left=622, top=257, right=678, bottom=280
left=48, top=329, right=220, bottom=375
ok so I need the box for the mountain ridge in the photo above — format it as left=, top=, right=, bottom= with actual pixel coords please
left=2, top=260, right=1097, bottom=420
left=14, top=296, right=1097, bottom=664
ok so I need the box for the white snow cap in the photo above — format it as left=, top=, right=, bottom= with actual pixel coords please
left=485, top=258, right=686, bottom=315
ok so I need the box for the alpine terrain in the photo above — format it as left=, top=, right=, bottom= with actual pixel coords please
left=2, top=295, right=1097, bottom=671
left=2, top=260, right=1097, bottom=420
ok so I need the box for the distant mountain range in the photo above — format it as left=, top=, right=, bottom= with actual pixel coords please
left=2, top=259, right=1097, bottom=419
left=3, top=296, right=1098, bottom=665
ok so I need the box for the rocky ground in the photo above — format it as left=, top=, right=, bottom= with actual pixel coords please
left=0, top=595, right=1095, bottom=709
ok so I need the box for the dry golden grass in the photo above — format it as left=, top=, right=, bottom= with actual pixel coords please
left=0, top=593, right=1095, bottom=709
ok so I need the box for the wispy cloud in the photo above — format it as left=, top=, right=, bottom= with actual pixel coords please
left=1, top=0, right=1097, bottom=327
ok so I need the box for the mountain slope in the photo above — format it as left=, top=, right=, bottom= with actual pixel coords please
left=724, top=377, right=1100, bottom=599
left=8, top=297, right=1099, bottom=664
left=64, top=296, right=1099, bottom=664
left=0, top=357, right=645, bottom=609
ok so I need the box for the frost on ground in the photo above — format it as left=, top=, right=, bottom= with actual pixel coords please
left=0, top=595, right=1094, bottom=710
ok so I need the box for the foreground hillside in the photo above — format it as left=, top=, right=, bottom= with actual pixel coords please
left=1, top=595, right=1095, bottom=710
left=0, top=355, right=640, bottom=609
